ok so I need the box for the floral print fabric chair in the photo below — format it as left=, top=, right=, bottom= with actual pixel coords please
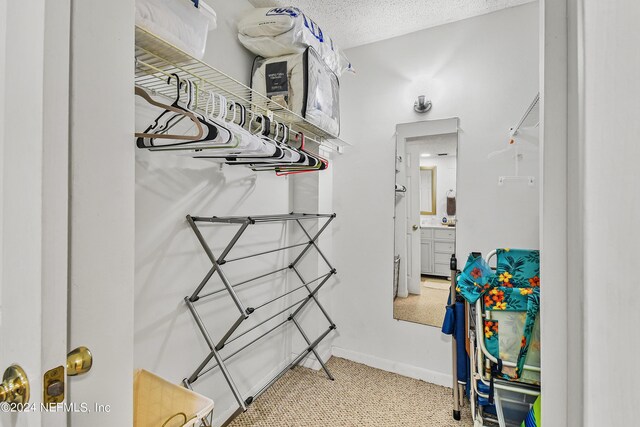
left=458, top=249, right=541, bottom=384
left=483, top=249, right=540, bottom=383
left=456, top=253, right=493, bottom=303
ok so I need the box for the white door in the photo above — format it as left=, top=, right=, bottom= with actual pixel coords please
left=394, top=138, right=409, bottom=297
left=1, top=1, right=70, bottom=426
left=406, top=150, right=422, bottom=294
left=67, top=1, right=135, bottom=425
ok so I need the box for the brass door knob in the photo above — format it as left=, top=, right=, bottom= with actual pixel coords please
left=412, top=224, right=419, bottom=231
left=0, top=365, right=30, bottom=404
left=67, top=347, right=93, bottom=377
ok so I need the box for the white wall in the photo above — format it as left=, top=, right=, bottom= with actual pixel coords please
left=134, top=2, right=305, bottom=425
left=288, top=165, right=336, bottom=371
left=582, top=1, right=640, bottom=425
left=201, top=0, right=255, bottom=79
left=420, top=153, right=457, bottom=225
left=331, top=3, right=539, bottom=384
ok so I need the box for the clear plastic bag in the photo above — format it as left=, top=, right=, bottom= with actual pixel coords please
left=252, top=47, right=340, bottom=137
left=238, top=7, right=354, bottom=77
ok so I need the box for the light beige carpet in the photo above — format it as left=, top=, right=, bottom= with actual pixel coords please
left=393, top=278, right=450, bottom=326
left=422, top=277, right=451, bottom=291
left=229, top=357, right=472, bottom=427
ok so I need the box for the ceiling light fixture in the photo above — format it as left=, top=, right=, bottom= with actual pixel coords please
left=421, top=153, right=432, bottom=157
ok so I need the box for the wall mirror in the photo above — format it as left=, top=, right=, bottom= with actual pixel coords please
left=420, top=166, right=436, bottom=215
left=394, top=119, right=458, bottom=327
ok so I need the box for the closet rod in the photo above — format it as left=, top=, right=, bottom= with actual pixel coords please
left=511, top=93, right=540, bottom=137
left=197, top=266, right=290, bottom=300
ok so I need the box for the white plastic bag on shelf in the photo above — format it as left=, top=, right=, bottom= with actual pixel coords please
left=252, top=47, right=340, bottom=138
left=135, top=0, right=217, bottom=59
left=238, top=6, right=354, bottom=77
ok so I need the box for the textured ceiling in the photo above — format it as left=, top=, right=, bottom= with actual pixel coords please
left=248, top=0, right=537, bottom=49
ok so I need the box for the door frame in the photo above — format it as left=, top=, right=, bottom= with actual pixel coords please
left=540, top=0, right=582, bottom=425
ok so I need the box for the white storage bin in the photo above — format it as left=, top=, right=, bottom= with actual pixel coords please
left=136, top=0, right=217, bottom=59
left=494, top=387, right=537, bottom=426
left=134, top=369, right=214, bottom=427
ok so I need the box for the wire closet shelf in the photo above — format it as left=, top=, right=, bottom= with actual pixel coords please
left=183, top=212, right=338, bottom=426
left=134, top=26, right=349, bottom=152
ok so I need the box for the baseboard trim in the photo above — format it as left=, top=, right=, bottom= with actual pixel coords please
left=331, top=346, right=452, bottom=388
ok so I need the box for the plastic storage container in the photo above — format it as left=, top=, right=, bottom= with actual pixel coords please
left=134, top=369, right=214, bottom=427
left=251, top=47, right=340, bottom=138
left=494, top=387, right=537, bottom=426
left=135, top=0, right=217, bottom=59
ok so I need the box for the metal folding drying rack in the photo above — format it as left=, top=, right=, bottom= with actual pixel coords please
left=183, top=212, right=337, bottom=425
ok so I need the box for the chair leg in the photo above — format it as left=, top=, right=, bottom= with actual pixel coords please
left=494, top=389, right=506, bottom=427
